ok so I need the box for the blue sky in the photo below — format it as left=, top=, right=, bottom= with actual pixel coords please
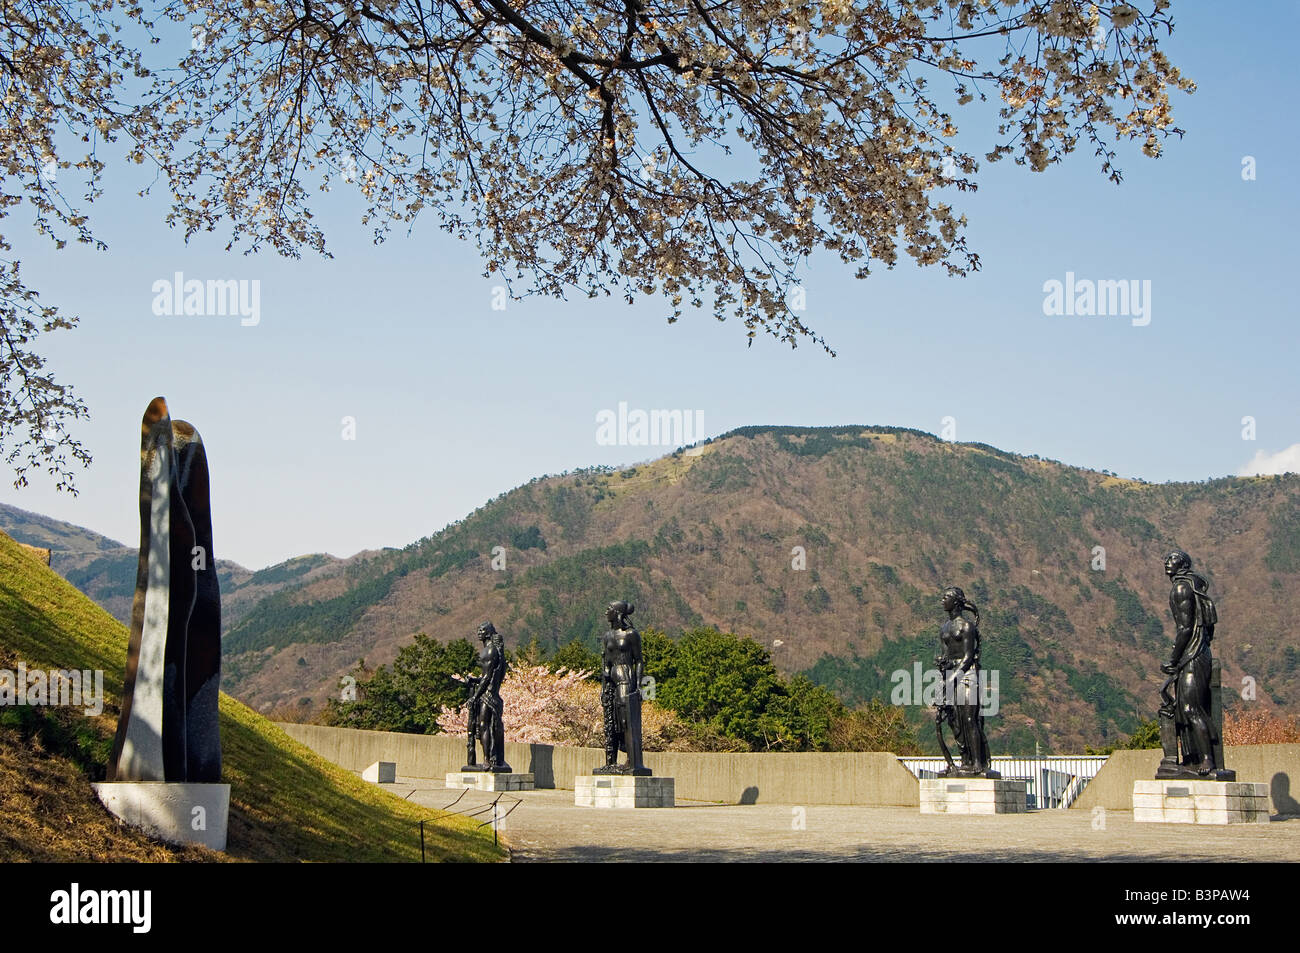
left=4, top=5, right=1298, bottom=569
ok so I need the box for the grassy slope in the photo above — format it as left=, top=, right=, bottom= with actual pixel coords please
left=0, top=531, right=501, bottom=863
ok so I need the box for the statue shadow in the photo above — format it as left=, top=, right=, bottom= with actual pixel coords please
left=738, top=786, right=759, bottom=805
left=527, top=745, right=554, bottom=789
left=1270, top=773, right=1300, bottom=819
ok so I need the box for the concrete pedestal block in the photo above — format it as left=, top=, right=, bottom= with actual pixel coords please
left=93, top=782, right=230, bottom=851
left=1132, top=780, right=1270, bottom=824
left=575, top=775, right=675, bottom=808
left=919, top=778, right=1028, bottom=815
left=445, top=772, right=534, bottom=792
left=362, top=761, right=396, bottom=783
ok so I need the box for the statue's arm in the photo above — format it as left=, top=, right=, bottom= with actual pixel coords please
left=630, top=630, right=644, bottom=695
left=1167, top=581, right=1196, bottom=668
left=958, top=623, right=977, bottom=673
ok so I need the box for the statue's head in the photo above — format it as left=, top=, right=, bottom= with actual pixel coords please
left=606, top=601, right=634, bottom=628
left=941, top=586, right=966, bottom=613
left=1164, top=550, right=1192, bottom=578
left=476, top=621, right=497, bottom=642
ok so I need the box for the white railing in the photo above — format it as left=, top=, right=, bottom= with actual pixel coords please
left=899, top=756, right=1108, bottom=809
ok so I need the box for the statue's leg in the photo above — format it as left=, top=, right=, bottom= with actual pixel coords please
left=953, top=723, right=970, bottom=765
left=1180, top=661, right=1215, bottom=772
left=972, top=712, right=991, bottom=773
left=955, top=673, right=979, bottom=769
left=602, top=693, right=618, bottom=766
left=959, top=706, right=981, bottom=769
left=492, top=711, right=510, bottom=772
left=483, top=716, right=497, bottom=767
left=477, top=710, right=491, bottom=766
left=484, top=701, right=501, bottom=767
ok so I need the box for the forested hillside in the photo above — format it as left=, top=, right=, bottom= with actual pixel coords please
left=214, top=426, right=1299, bottom=753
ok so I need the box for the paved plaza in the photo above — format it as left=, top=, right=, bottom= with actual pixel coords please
left=389, top=777, right=1300, bottom=863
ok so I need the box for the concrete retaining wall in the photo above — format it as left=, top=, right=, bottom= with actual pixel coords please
left=278, top=724, right=921, bottom=806
left=1071, top=744, right=1300, bottom=816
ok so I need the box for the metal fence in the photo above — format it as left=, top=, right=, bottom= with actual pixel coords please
left=899, top=756, right=1108, bottom=809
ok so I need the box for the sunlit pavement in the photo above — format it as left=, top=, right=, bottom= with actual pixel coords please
left=388, top=777, right=1300, bottom=863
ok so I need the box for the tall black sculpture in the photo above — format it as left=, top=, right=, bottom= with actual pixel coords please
left=108, top=397, right=222, bottom=784
left=1157, top=551, right=1234, bottom=780
left=594, top=601, right=650, bottom=776
left=935, top=586, right=999, bottom=778
left=462, top=621, right=511, bottom=773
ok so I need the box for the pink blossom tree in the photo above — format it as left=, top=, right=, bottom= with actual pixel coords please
left=437, top=662, right=689, bottom=749
left=437, top=664, right=602, bottom=746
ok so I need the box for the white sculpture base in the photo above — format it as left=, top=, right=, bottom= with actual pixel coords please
left=362, top=761, right=396, bottom=783
left=1132, top=780, right=1270, bottom=824
left=93, top=782, right=230, bottom=851
left=445, top=772, right=534, bottom=792
left=575, top=775, right=675, bottom=808
left=919, top=778, right=1027, bottom=814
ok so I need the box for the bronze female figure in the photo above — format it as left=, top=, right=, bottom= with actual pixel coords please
left=594, top=601, right=650, bottom=776
left=936, top=586, right=998, bottom=778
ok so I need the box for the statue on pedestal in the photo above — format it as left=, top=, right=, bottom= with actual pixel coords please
left=109, top=397, right=222, bottom=784
left=935, top=586, right=999, bottom=779
left=594, top=601, right=650, bottom=776
left=1157, top=551, right=1234, bottom=780
left=462, top=621, right=511, bottom=773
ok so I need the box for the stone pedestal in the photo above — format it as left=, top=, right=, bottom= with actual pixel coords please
left=93, top=782, right=230, bottom=851
left=362, top=761, right=396, bottom=783
left=445, top=772, right=534, bottom=792
left=575, top=775, right=674, bottom=808
left=919, top=778, right=1027, bottom=814
left=1132, top=780, right=1269, bottom=824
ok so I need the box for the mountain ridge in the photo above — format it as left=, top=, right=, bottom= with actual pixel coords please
left=0, top=502, right=345, bottom=630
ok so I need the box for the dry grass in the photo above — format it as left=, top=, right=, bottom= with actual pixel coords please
left=0, top=716, right=216, bottom=862
left=1224, top=708, right=1300, bottom=746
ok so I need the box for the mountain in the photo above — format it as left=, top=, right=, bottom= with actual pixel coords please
left=215, top=425, right=1300, bottom=754
left=0, top=503, right=342, bottom=630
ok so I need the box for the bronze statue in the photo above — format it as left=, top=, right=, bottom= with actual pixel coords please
left=594, top=601, right=650, bottom=776
left=935, top=586, right=999, bottom=778
left=462, top=621, right=511, bottom=773
left=1157, top=551, right=1234, bottom=780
